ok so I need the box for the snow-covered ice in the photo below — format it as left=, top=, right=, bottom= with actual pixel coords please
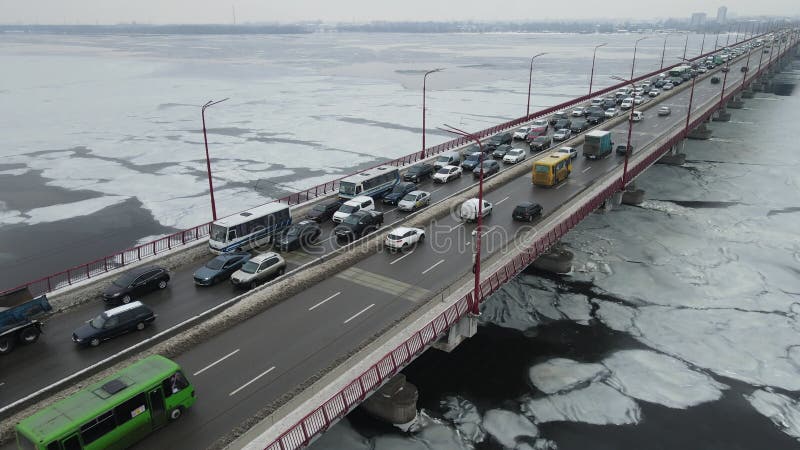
left=528, top=358, right=609, bottom=395
left=747, top=389, right=800, bottom=442
left=482, top=409, right=539, bottom=449
left=440, top=396, right=485, bottom=445
left=521, top=382, right=642, bottom=425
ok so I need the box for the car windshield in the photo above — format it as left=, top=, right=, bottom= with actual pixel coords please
left=339, top=181, right=357, bottom=196
left=285, top=225, right=301, bottom=236
left=113, top=273, right=137, bottom=287
left=343, top=215, right=361, bottom=225
left=339, top=204, right=358, bottom=213
left=437, top=168, right=451, bottom=174
left=206, top=257, right=226, bottom=270
left=509, top=149, right=523, bottom=155
left=533, top=120, right=547, bottom=126
left=312, top=204, right=327, bottom=213
left=210, top=224, right=228, bottom=242
left=466, top=154, right=480, bottom=161
left=388, top=233, right=403, bottom=240
left=240, top=261, right=259, bottom=274
left=436, top=156, right=450, bottom=163
left=90, top=315, right=106, bottom=329
left=391, top=185, right=408, bottom=194
left=402, top=193, right=417, bottom=202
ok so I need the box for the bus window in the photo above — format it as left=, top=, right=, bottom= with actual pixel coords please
left=46, top=442, right=59, bottom=450
left=16, top=432, right=36, bottom=450
left=163, top=372, right=190, bottom=397
left=534, top=165, right=550, bottom=173
left=80, top=410, right=116, bottom=445
left=210, top=224, right=227, bottom=242
left=227, top=229, right=237, bottom=241
left=114, top=393, right=147, bottom=425
left=356, top=186, right=362, bottom=194
left=62, top=436, right=81, bottom=450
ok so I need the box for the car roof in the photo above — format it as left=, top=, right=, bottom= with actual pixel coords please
left=406, top=190, right=429, bottom=196
left=441, top=165, right=459, bottom=170
left=105, top=301, right=147, bottom=316
left=250, top=252, right=280, bottom=263
left=124, top=265, right=164, bottom=277
left=390, top=226, right=421, bottom=234
left=214, top=252, right=248, bottom=261
left=516, top=201, right=538, bottom=208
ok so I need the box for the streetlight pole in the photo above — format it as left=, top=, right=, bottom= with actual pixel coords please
left=201, top=98, right=229, bottom=221
left=421, top=68, right=444, bottom=159
left=700, top=29, right=707, bottom=56
left=718, top=60, right=730, bottom=109
left=527, top=53, right=546, bottom=117
left=726, top=24, right=732, bottom=47
left=714, top=31, right=720, bottom=51
left=683, top=32, right=689, bottom=60
left=630, top=36, right=648, bottom=82
left=660, top=35, right=676, bottom=69
left=442, top=124, right=484, bottom=315
left=679, top=57, right=698, bottom=136
left=610, top=76, right=635, bottom=190
left=589, top=43, right=607, bottom=94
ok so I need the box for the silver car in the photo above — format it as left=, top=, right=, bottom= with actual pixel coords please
left=230, top=252, right=286, bottom=289
left=397, top=190, right=431, bottom=212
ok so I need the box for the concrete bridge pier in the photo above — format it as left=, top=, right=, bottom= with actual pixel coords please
left=621, top=182, right=645, bottom=206
left=433, top=313, right=479, bottom=353
left=657, top=144, right=686, bottom=165
left=727, top=95, right=744, bottom=109
left=741, top=87, right=755, bottom=99
left=687, top=121, right=712, bottom=140
left=361, top=373, right=419, bottom=431
left=712, top=107, right=732, bottom=122
left=530, top=243, right=574, bottom=274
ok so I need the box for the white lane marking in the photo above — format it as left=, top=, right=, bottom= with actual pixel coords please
left=0, top=382, right=5, bottom=387
left=422, top=259, right=446, bottom=275
left=582, top=166, right=593, bottom=173
left=447, top=224, right=461, bottom=232
left=384, top=207, right=398, bottom=214
left=389, top=250, right=415, bottom=265
left=194, top=349, right=240, bottom=376
left=495, top=195, right=510, bottom=205
left=430, top=187, right=445, bottom=194
left=229, top=366, right=276, bottom=396
left=555, top=181, right=567, bottom=190
left=344, top=303, right=375, bottom=324
left=309, top=291, right=341, bottom=311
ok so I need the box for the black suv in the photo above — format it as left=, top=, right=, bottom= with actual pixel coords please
left=570, top=119, right=588, bottom=134
left=275, top=220, right=322, bottom=251
left=586, top=113, right=606, bottom=125
left=305, top=200, right=343, bottom=223
left=334, top=211, right=384, bottom=240
left=102, top=266, right=170, bottom=305
left=72, top=301, right=156, bottom=347
left=403, top=163, right=435, bottom=183
left=486, top=132, right=512, bottom=150
left=512, top=202, right=543, bottom=222
left=382, top=182, right=417, bottom=205
left=461, top=152, right=485, bottom=171
left=529, top=135, right=552, bottom=152
left=473, top=160, right=501, bottom=178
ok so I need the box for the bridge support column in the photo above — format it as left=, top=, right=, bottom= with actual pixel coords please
left=657, top=144, right=686, bottom=165
left=712, top=108, right=731, bottom=122
left=361, top=373, right=419, bottom=431
left=687, top=122, right=712, bottom=140
left=741, top=88, right=755, bottom=99
left=532, top=243, right=574, bottom=274
left=432, top=313, right=478, bottom=353
left=621, top=182, right=645, bottom=206
left=727, top=95, right=744, bottom=109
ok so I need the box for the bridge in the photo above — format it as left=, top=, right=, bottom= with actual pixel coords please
left=1, top=28, right=797, bottom=450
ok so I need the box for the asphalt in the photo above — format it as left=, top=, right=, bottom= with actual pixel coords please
left=0, top=47, right=763, bottom=450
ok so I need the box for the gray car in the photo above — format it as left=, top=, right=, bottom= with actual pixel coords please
left=230, top=252, right=286, bottom=289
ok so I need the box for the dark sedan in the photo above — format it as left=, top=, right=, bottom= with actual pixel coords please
left=403, top=163, right=435, bottom=183
left=570, top=119, right=588, bottom=134
left=193, top=252, right=251, bottom=286
left=305, top=200, right=343, bottom=223
left=72, top=301, right=156, bottom=347
left=586, top=113, right=606, bottom=125
left=382, top=182, right=417, bottom=205
left=616, top=144, right=634, bottom=156
left=512, top=202, right=543, bottom=222
left=529, top=135, right=552, bottom=152
left=486, top=132, right=512, bottom=150
left=472, top=160, right=500, bottom=178
left=492, top=144, right=513, bottom=159
left=554, top=118, right=571, bottom=130
left=275, top=220, right=322, bottom=251
left=461, top=152, right=485, bottom=171
left=549, top=111, right=568, bottom=126
left=102, top=266, right=170, bottom=305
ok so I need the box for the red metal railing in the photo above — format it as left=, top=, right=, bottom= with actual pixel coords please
left=262, top=36, right=794, bottom=450
left=0, top=32, right=774, bottom=299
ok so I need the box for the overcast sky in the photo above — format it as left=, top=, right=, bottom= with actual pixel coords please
left=0, top=0, right=797, bottom=25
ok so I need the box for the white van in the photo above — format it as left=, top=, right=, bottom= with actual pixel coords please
left=333, top=196, right=375, bottom=223
left=460, top=198, right=493, bottom=222
left=434, top=151, right=460, bottom=170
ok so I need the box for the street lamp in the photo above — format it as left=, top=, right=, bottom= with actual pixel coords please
left=660, top=34, right=679, bottom=69
left=421, top=68, right=444, bottom=159
left=610, top=75, right=635, bottom=190
left=630, top=36, right=648, bottom=82
left=718, top=59, right=730, bottom=110
left=714, top=31, right=720, bottom=51
left=589, top=43, right=607, bottom=94
left=441, top=124, right=484, bottom=315
left=700, top=29, right=707, bottom=55
left=725, top=24, right=732, bottom=47
left=201, top=98, right=229, bottom=221
left=527, top=53, right=547, bottom=117
left=678, top=57, right=698, bottom=137
left=683, top=32, right=689, bottom=60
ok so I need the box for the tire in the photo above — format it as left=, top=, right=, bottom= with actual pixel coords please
left=136, top=322, right=145, bottom=331
left=121, top=295, right=132, bottom=304
left=20, top=327, right=40, bottom=344
left=419, top=234, right=425, bottom=243
left=89, top=338, right=100, bottom=347
left=158, top=280, right=168, bottom=289
left=169, top=407, right=183, bottom=421
left=0, top=336, right=15, bottom=355
left=277, top=268, right=285, bottom=276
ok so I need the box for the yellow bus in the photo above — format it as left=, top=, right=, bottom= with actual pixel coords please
left=532, top=153, right=572, bottom=187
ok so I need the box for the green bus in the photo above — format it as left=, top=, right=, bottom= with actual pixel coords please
left=16, top=355, right=196, bottom=450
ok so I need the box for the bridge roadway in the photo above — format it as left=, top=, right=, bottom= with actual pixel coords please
left=0, top=43, right=760, bottom=448
left=134, top=53, right=755, bottom=449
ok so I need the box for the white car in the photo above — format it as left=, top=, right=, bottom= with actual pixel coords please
left=634, top=95, right=646, bottom=105
left=384, top=226, right=425, bottom=250
left=648, top=89, right=661, bottom=97
left=604, top=108, right=619, bottom=118
left=332, top=195, right=375, bottom=223
left=571, top=107, right=586, bottom=117
left=553, top=128, right=571, bottom=141
left=632, top=111, right=644, bottom=122
left=397, top=190, right=431, bottom=212
left=662, top=82, right=674, bottom=90
left=531, top=118, right=549, bottom=129
left=503, top=148, right=526, bottom=164
left=432, top=165, right=462, bottom=183
left=590, top=98, right=604, bottom=107
left=460, top=198, right=493, bottom=222
left=697, top=67, right=708, bottom=74
left=513, top=126, right=532, bottom=140
left=620, top=98, right=634, bottom=110
left=555, top=146, right=578, bottom=160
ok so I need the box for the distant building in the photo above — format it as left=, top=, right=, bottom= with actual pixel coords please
left=690, top=12, right=707, bottom=27
left=716, top=6, right=728, bottom=23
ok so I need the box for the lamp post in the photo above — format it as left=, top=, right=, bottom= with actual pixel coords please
left=610, top=75, right=635, bottom=190
left=678, top=57, right=698, bottom=137
left=726, top=24, right=732, bottom=47
left=714, top=31, right=720, bottom=51
left=630, top=36, right=648, bottom=81
left=683, top=32, right=689, bottom=60
left=660, top=34, right=678, bottom=69
left=527, top=53, right=546, bottom=117
left=700, top=29, right=707, bottom=55
left=441, top=124, right=484, bottom=315
left=743, top=44, right=753, bottom=84
left=201, top=98, right=229, bottom=221
left=718, top=59, right=730, bottom=110
left=590, top=43, right=607, bottom=93
left=421, top=68, right=444, bottom=159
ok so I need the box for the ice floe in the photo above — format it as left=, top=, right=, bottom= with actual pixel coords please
left=528, top=358, right=609, bottom=395
left=521, top=383, right=641, bottom=425
left=440, top=396, right=485, bottom=445
left=746, top=389, right=800, bottom=442
left=482, top=409, right=539, bottom=449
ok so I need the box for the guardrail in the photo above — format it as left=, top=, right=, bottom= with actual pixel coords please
left=261, top=35, right=796, bottom=450
left=0, top=32, right=771, bottom=305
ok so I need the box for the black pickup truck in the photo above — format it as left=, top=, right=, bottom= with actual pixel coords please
left=334, top=210, right=384, bottom=240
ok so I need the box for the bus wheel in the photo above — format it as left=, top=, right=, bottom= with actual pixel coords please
left=0, top=337, right=15, bottom=354
left=169, top=407, right=183, bottom=421
left=20, top=327, right=40, bottom=344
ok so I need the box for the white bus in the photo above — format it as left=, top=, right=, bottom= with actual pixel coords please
left=208, top=203, right=292, bottom=254
left=338, top=166, right=399, bottom=201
